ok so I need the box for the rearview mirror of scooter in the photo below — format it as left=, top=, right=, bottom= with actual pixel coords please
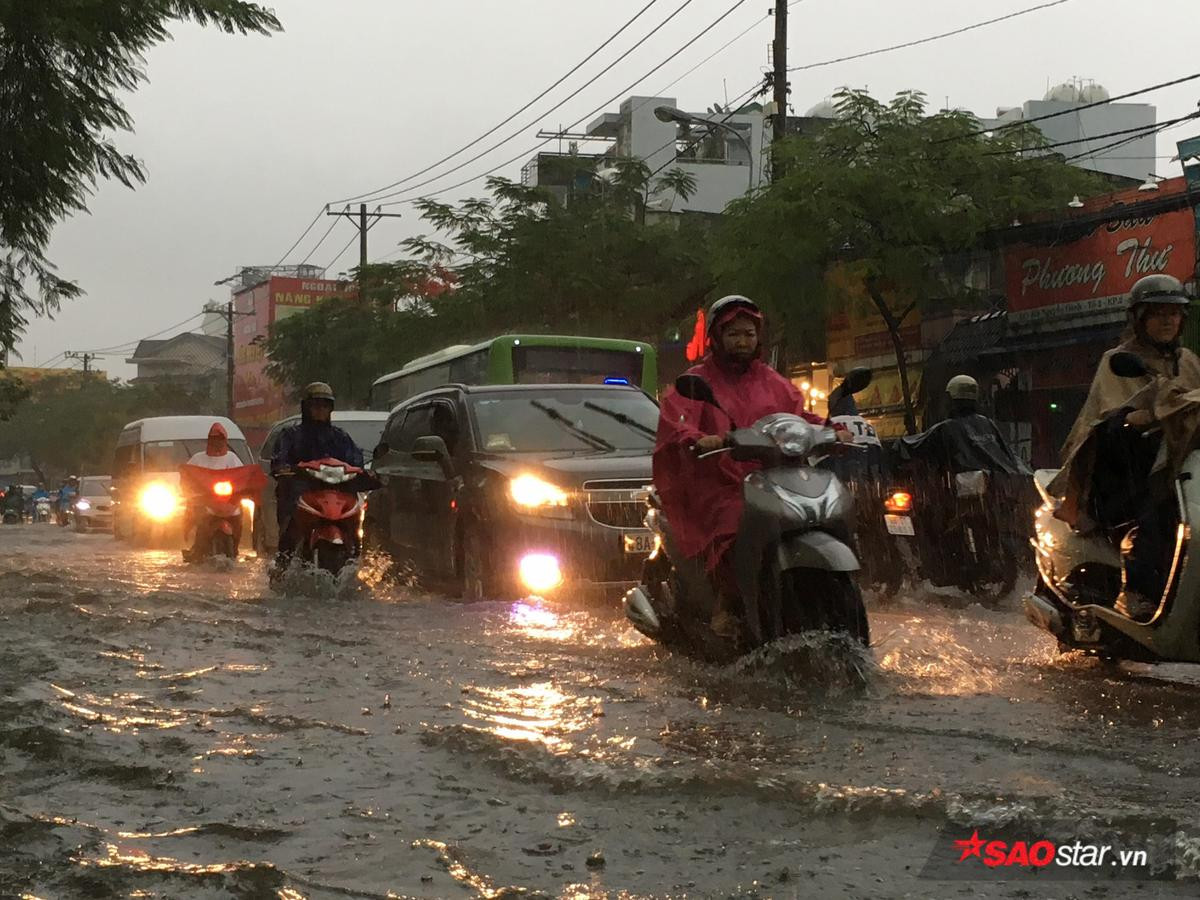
left=1109, top=351, right=1150, bottom=379
left=675, top=374, right=718, bottom=406
left=843, top=367, right=873, bottom=395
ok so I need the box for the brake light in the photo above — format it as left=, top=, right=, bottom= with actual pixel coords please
left=884, top=490, right=913, bottom=513
left=213, top=481, right=234, bottom=497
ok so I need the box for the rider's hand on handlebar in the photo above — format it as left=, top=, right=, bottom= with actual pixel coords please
left=1125, top=409, right=1155, bottom=429
left=695, top=434, right=726, bottom=453
left=833, top=429, right=856, bottom=444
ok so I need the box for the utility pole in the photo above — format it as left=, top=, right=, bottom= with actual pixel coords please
left=204, top=301, right=255, bottom=419
left=326, top=204, right=405, bottom=274
left=772, top=0, right=789, bottom=172
left=64, top=351, right=97, bottom=374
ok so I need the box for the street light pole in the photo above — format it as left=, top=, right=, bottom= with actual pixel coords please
left=653, top=105, right=755, bottom=193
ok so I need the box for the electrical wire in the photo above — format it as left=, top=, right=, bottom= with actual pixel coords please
left=789, top=0, right=1072, bottom=73
left=359, top=0, right=715, bottom=207
left=71, top=312, right=207, bottom=356
left=268, top=206, right=326, bottom=268
left=329, top=0, right=669, bottom=206
left=1062, top=112, right=1200, bottom=163
left=983, top=112, right=1200, bottom=157
left=298, top=214, right=344, bottom=266
left=377, top=0, right=755, bottom=207
left=325, top=231, right=361, bottom=274
left=948, top=71, right=1200, bottom=143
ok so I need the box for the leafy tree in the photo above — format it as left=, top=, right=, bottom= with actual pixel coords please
left=266, top=165, right=716, bottom=400
left=0, top=1, right=280, bottom=351
left=715, top=89, right=1104, bottom=432
left=0, top=373, right=215, bottom=480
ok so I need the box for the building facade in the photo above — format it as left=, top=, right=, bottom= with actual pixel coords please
left=523, top=95, right=766, bottom=215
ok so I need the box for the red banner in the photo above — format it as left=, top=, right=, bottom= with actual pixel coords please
left=1005, top=208, right=1196, bottom=323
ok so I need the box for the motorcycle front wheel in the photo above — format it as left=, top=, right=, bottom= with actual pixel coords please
left=783, top=569, right=870, bottom=646
left=314, top=542, right=349, bottom=575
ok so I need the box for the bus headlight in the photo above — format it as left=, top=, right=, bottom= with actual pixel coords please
left=139, top=482, right=179, bottom=521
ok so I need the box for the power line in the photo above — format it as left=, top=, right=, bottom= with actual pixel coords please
left=330, top=0, right=669, bottom=206
left=360, top=0, right=716, bottom=207
left=377, top=0, right=755, bottom=207
left=788, top=0, right=1072, bottom=73
left=325, top=231, right=361, bottom=274
left=71, top=311, right=207, bottom=356
left=269, top=206, right=326, bottom=268
left=983, top=112, right=1200, bottom=157
left=950, top=71, right=1200, bottom=143
left=1062, top=112, right=1200, bottom=163
left=298, top=214, right=343, bottom=266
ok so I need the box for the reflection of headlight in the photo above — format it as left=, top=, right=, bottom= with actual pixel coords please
left=213, top=481, right=234, bottom=497
left=139, top=483, right=179, bottom=521
left=509, top=475, right=570, bottom=512
left=75, top=499, right=91, bottom=511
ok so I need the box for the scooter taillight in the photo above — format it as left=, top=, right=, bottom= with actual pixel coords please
left=884, top=490, right=913, bottom=513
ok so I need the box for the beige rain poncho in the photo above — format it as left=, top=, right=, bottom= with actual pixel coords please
left=1048, top=336, right=1200, bottom=530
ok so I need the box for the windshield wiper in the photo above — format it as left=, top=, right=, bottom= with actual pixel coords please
left=583, top=401, right=657, bottom=439
left=529, top=400, right=615, bottom=452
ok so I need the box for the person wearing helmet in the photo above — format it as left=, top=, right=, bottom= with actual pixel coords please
left=1050, top=273, right=1200, bottom=619
left=654, top=295, right=852, bottom=641
left=269, top=382, right=364, bottom=570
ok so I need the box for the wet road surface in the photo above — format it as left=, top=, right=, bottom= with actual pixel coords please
left=3, top=526, right=1200, bottom=898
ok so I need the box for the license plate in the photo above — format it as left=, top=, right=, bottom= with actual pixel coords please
left=623, top=532, right=655, bottom=555
left=884, top=514, right=915, bottom=536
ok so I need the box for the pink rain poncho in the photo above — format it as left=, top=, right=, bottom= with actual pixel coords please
left=653, top=355, right=828, bottom=573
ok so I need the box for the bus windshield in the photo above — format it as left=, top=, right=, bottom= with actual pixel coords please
left=512, top=345, right=644, bottom=387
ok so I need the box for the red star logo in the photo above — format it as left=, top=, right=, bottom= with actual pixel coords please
left=955, top=830, right=986, bottom=861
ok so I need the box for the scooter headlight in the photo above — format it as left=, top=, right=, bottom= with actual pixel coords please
left=75, top=499, right=91, bottom=511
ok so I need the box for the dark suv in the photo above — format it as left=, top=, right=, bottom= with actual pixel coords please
left=367, top=383, right=658, bottom=599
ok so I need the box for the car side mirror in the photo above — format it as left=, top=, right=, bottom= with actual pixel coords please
left=1109, top=351, right=1150, bottom=379
left=412, top=436, right=454, bottom=475
left=843, top=366, right=873, bottom=395
left=675, top=374, right=718, bottom=406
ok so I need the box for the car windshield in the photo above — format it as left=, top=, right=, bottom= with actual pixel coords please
left=470, top=390, right=658, bottom=453
left=79, top=477, right=111, bottom=497
left=143, top=439, right=253, bottom=469
left=337, top=419, right=386, bottom=459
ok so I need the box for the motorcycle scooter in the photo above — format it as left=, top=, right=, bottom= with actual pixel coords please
left=624, top=374, right=870, bottom=663
left=179, top=463, right=267, bottom=561
left=1024, top=351, right=1200, bottom=662
left=275, top=458, right=380, bottom=577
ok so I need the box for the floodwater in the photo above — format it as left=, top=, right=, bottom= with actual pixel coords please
left=3, top=526, right=1199, bottom=899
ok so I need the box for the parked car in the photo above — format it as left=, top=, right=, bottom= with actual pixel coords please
left=366, top=383, right=658, bottom=600
left=73, top=475, right=114, bottom=532
left=112, top=416, right=254, bottom=546
left=253, top=411, right=388, bottom=553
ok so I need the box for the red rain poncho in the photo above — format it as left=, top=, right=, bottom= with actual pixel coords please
left=653, top=356, right=828, bottom=573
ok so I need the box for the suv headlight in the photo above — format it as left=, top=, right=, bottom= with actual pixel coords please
left=509, top=474, right=572, bottom=518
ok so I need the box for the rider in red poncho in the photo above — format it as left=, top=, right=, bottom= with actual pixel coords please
left=654, top=295, right=851, bottom=637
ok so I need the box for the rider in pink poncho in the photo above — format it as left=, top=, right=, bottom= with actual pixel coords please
left=653, top=295, right=850, bottom=636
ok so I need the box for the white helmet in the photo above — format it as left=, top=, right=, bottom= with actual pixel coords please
left=946, top=375, right=979, bottom=402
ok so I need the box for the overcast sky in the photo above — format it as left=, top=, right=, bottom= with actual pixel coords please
left=18, top=0, right=1200, bottom=376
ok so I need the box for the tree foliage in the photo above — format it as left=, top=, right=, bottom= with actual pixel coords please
left=267, top=163, right=715, bottom=405
left=0, top=373, right=216, bottom=480
left=0, top=0, right=280, bottom=350
left=715, top=89, right=1106, bottom=430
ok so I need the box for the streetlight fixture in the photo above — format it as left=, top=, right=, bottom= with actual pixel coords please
left=654, top=105, right=755, bottom=193
left=1138, top=172, right=1163, bottom=192
left=1068, top=195, right=1084, bottom=208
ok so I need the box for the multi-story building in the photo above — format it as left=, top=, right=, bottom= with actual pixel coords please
left=523, top=95, right=767, bottom=215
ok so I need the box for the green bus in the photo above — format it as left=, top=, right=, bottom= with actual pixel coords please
left=368, top=334, right=659, bottom=412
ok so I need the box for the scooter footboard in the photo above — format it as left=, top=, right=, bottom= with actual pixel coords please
left=778, top=530, right=860, bottom=573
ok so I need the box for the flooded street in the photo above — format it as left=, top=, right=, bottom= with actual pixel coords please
left=3, top=526, right=1200, bottom=899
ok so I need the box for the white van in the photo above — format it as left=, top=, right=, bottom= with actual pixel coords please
left=112, top=416, right=253, bottom=544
